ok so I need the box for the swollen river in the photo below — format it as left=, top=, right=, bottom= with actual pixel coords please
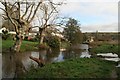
left=1, top=44, right=91, bottom=78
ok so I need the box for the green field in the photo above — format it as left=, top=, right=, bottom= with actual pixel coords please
left=25, top=58, right=116, bottom=78
left=2, top=39, right=38, bottom=52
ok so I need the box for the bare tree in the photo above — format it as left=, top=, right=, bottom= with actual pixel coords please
left=0, top=0, right=43, bottom=52
left=28, top=0, right=64, bottom=66
left=36, top=0, right=63, bottom=45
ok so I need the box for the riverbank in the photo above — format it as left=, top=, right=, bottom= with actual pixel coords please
left=2, top=39, right=70, bottom=53
left=25, top=58, right=116, bottom=78
left=2, top=39, right=120, bottom=78
left=90, top=44, right=119, bottom=56
left=89, top=43, right=120, bottom=78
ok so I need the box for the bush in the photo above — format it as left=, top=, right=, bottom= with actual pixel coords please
left=46, top=36, right=60, bottom=48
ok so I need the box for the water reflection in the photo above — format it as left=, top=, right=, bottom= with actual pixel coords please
left=104, top=58, right=120, bottom=62
left=2, top=44, right=90, bottom=78
left=64, top=49, right=81, bottom=59
left=80, top=50, right=91, bottom=58
left=46, top=49, right=60, bottom=63
left=52, top=52, right=64, bottom=62
left=2, top=53, right=15, bottom=78
left=14, top=53, right=27, bottom=78
left=2, top=53, right=29, bottom=78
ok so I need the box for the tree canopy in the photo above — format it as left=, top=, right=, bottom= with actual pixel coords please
left=63, top=18, right=83, bottom=45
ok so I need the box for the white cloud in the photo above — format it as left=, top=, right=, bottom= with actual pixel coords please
left=59, top=1, right=118, bottom=32
left=81, top=23, right=118, bottom=32
left=66, top=0, right=119, bottom=2
left=0, top=0, right=118, bottom=32
left=60, top=2, right=118, bottom=17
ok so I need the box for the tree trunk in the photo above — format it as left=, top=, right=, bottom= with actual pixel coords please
left=11, top=34, right=23, bottom=52
left=39, top=29, right=45, bottom=44
left=29, top=56, right=45, bottom=67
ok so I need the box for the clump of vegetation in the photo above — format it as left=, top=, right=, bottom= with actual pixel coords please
left=45, top=36, right=60, bottom=49
left=25, top=58, right=115, bottom=78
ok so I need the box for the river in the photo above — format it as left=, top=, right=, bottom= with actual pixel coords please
left=2, top=44, right=90, bottom=78
left=2, top=43, right=120, bottom=78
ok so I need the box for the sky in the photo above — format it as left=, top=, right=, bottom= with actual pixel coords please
left=59, top=0, right=119, bottom=32
left=0, top=0, right=119, bottom=32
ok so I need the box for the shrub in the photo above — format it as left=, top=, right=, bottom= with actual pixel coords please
left=46, top=36, right=60, bottom=48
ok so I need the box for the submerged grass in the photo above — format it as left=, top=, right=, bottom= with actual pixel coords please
left=25, top=58, right=115, bottom=78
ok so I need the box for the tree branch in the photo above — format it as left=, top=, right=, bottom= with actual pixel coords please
left=0, top=7, right=6, bottom=13
left=49, top=1, right=59, bottom=13
left=26, top=3, right=34, bottom=22
left=10, top=2, right=17, bottom=10
left=29, top=56, right=45, bottom=67
left=3, top=2, right=18, bottom=33
left=28, top=1, right=42, bottom=23
left=21, top=3, right=32, bottom=19
left=17, top=2, right=20, bottom=19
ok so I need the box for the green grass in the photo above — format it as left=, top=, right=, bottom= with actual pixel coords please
left=2, top=39, right=38, bottom=52
left=2, top=39, right=14, bottom=51
left=20, top=40, right=38, bottom=52
left=90, top=44, right=119, bottom=55
left=117, top=67, right=120, bottom=78
left=25, top=58, right=115, bottom=78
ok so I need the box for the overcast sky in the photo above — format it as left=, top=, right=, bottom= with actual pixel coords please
left=0, top=0, right=119, bottom=32
left=59, top=0, right=119, bottom=32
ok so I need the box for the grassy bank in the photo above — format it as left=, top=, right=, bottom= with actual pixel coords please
left=2, top=39, right=38, bottom=52
left=90, top=44, right=119, bottom=55
left=25, top=58, right=116, bottom=78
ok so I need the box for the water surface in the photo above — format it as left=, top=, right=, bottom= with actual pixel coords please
left=2, top=44, right=90, bottom=78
